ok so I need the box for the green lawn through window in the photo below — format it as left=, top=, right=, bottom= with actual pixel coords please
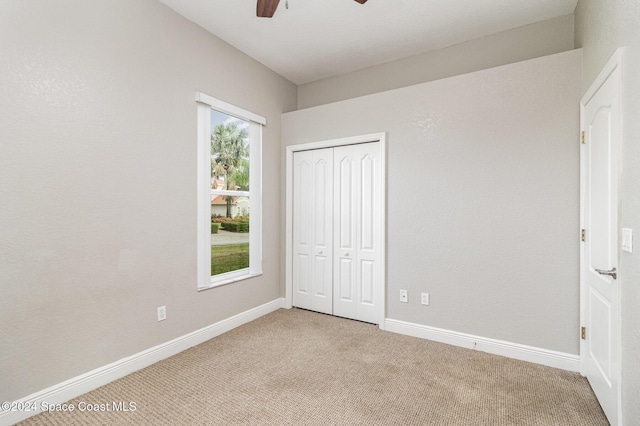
left=211, top=243, right=249, bottom=276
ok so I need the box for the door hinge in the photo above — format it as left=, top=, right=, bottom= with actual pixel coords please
left=581, top=131, right=586, bottom=144
left=581, top=326, right=586, bottom=340
left=581, top=229, right=586, bottom=242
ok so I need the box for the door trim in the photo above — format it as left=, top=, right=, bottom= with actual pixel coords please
left=579, top=48, right=623, bottom=424
left=285, top=133, right=387, bottom=329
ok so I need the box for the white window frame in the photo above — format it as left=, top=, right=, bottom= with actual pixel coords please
left=196, top=92, right=264, bottom=290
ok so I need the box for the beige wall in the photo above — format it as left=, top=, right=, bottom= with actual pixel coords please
left=298, top=14, right=574, bottom=109
left=0, top=0, right=296, bottom=402
left=283, top=50, right=582, bottom=354
left=575, top=1, right=640, bottom=423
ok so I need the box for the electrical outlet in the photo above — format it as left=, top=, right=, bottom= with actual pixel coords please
left=421, top=293, right=430, bottom=305
left=400, top=290, right=408, bottom=303
left=157, top=306, right=166, bottom=321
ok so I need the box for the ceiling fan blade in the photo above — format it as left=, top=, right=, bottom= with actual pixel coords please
left=354, top=0, right=368, bottom=4
left=257, top=0, right=280, bottom=18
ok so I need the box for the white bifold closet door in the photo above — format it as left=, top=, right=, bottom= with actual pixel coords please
left=292, top=142, right=381, bottom=324
left=292, top=148, right=334, bottom=315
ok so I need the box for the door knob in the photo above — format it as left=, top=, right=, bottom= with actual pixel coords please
left=595, top=267, right=617, bottom=279
left=345, top=253, right=350, bottom=257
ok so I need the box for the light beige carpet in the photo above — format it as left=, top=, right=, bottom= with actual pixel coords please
left=19, top=308, right=608, bottom=425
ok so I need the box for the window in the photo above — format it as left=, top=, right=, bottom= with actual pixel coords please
left=196, top=92, right=264, bottom=290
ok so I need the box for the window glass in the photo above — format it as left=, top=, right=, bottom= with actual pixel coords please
left=210, top=110, right=251, bottom=278
left=196, top=92, right=263, bottom=290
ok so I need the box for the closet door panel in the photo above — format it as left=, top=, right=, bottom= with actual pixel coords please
left=333, top=142, right=380, bottom=322
left=292, top=151, right=313, bottom=309
left=294, top=141, right=380, bottom=324
left=355, top=143, right=381, bottom=324
left=311, top=150, right=333, bottom=314
left=292, top=149, right=333, bottom=315
left=333, top=150, right=357, bottom=319
left=360, top=260, right=375, bottom=305
left=360, top=154, right=375, bottom=250
left=338, top=258, right=354, bottom=301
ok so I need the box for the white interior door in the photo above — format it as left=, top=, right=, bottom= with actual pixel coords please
left=292, top=148, right=333, bottom=315
left=333, top=142, right=381, bottom=323
left=581, top=51, right=621, bottom=426
left=291, top=140, right=383, bottom=324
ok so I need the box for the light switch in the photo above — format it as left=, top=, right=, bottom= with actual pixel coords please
left=622, top=228, right=633, bottom=253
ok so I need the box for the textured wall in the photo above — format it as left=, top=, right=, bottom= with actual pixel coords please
left=283, top=50, right=582, bottom=354
left=298, top=14, right=574, bottom=108
left=575, top=1, right=640, bottom=423
left=0, top=0, right=296, bottom=402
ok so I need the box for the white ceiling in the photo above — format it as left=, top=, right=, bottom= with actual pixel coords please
left=159, top=0, right=578, bottom=85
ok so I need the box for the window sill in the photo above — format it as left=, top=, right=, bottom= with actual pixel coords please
left=197, top=269, right=263, bottom=292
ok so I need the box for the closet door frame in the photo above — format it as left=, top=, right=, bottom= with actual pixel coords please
left=285, top=132, right=387, bottom=330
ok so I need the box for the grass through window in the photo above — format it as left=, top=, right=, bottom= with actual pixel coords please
left=211, top=243, right=249, bottom=276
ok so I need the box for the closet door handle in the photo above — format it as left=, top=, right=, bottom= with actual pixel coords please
left=595, top=267, right=617, bottom=279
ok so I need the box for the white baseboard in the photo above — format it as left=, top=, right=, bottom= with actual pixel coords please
left=1, top=298, right=286, bottom=426
left=384, top=318, right=580, bottom=372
